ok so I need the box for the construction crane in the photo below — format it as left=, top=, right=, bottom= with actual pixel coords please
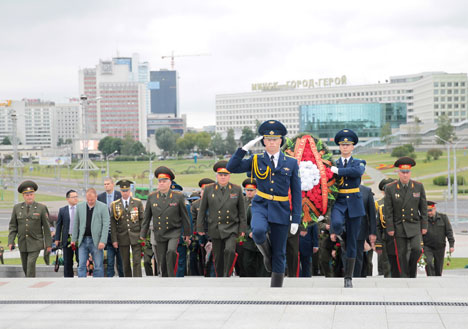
left=161, top=51, right=210, bottom=70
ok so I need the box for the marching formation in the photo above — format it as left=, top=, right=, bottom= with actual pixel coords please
left=7, top=120, right=455, bottom=287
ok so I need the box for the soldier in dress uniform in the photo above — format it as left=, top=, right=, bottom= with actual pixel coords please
left=140, top=167, right=191, bottom=277
left=197, top=161, right=247, bottom=277
left=226, top=120, right=302, bottom=287
left=110, top=179, right=144, bottom=277
left=329, top=129, right=366, bottom=288
left=8, top=180, right=52, bottom=277
left=423, top=201, right=455, bottom=276
left=375, top=178, right=394, bottom=278
left=384, top=157, right=428, bottom=278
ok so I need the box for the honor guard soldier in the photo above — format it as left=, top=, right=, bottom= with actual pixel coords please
left=423, top=201, right=455, bottom=276
left=226, top=120, right=302, bottom=287
left=384, top=157, right=428, bottom=278
left=110, top=179, right=144, bottom=277
left=329, top=129, right=366, bottom=288
left=8, top=181, right=52, bottom=277
left=140, top=166, right=191, bottom=277
left=375, top=178, right=394, bottom=277
left=197, top=161, right=247, bottom=277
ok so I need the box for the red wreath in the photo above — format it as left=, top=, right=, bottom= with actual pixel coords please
left=283, top=134, right=338, bottom=227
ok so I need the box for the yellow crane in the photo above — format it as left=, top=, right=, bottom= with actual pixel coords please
left=161, top=51, right=210, bottom=70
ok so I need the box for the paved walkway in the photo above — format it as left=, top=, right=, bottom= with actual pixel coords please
left=0, top=277, right=468, bottom=329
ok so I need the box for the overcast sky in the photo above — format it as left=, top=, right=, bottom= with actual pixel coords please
left=1, top=0, right=468, bottom=128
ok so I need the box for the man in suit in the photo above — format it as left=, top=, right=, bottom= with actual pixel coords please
left=8, top=180, right=52, bottom=277
left=111, top=179, right=144, bottom=277
left=384, top=157, right=428, bottom=278
left=55, top=189, right=80, bottom=277
left=71, top=188, right=110, bottom=278
left=140, top=166, right=191, bottom=277
left=329, top=129, right=366, bottom=288
left=423, top=201, right=455, bottom=276
left=353, top=185, right=376, bottom=277
left=197, top=161, right=247, bottom=277
left=226, top=120, right=302, bottom=287
left=97, top=178, right=124, bottom=277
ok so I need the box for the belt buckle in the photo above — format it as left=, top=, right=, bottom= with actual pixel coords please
left=269, top=194, right=274, bottom=200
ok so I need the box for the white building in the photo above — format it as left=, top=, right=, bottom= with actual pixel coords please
left=216, top=72, right=468, bottom=137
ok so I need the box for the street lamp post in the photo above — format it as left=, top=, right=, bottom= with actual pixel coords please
left=435, top=135, right=451, bottom=200
left=106, top=150, right=118, bottom=178
left=141, top=153, right=154, bottom=192
left=453, top=136, right=466, bottom=226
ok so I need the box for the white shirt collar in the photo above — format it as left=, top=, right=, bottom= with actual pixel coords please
left=341, top=156, right=351, bottom=163
left=122, top=197, right=130, bottom=203
left=267, top=151, right=280, bottom=160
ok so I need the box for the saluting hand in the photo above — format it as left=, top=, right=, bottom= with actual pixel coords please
left=242, top=136, right=263, bottom=151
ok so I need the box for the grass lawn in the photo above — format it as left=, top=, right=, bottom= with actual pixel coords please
left=0, top=190, right=63, bottom=203
left=444, top=257, right=468, bottom=270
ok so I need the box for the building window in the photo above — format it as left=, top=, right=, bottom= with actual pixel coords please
left=434, top=82, right=439, bottom=87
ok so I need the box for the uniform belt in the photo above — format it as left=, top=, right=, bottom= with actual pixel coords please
left=338, top=188, right=360, bottom=194
left=256, top=190, right=289, bottom=202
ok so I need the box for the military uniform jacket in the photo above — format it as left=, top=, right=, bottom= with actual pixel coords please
left=141, top=191, right=191, bottom=242
left=111, top=197, right=144, bottom=246
left=374, top=198, right=387, bottom=248
left=8, top=202, right=52, bottom=252
left=334, top=157, right=366, bottom=218
left=423, top=212, right=455, bottom=250
left=226, top=148, right=302, bottom=225
left=384, top=179, right=428, bottom=238
left=191, top=199, right=201, bottom=232
left=196, top=182, right=247, bottom=240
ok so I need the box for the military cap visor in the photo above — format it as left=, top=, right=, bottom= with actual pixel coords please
left=154, top=166, right=175, bottom=180
left=116, top=179, right=133, bottom=190
left=18, top=180, right=38, bottom=194
left=394, top=157, right=416, bottom=172
left=378, top=178, right=395, bottom=191
left=334, top=129, right=359, bottom=146
left=427, top=201, right=436, bottom=209
left=171, top=181, right=183, bottom=191
left=213, top=160, right=230, bottom=174
left=242, top=178, right=257, bottom=189
left=258, top=120, right=287, bottom=137
left=198, top=178, right=215, bottom=188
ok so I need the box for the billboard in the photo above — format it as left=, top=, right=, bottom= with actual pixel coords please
left=39, top=157, right=71, bottom=166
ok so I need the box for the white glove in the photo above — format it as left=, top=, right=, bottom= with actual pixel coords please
left=290, top=223, right=299, bottom=235
left=317, top=215, right=325, bottom=222
left=242, top=136, right=263, bottom=151
left=330, top=166, right=339, bottom=174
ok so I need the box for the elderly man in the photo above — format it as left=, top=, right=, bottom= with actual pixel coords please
left=71, top=188, right=110, bottom=278
left=384, top=157, right=428, bottom=278
left=8, top=181, right=52, bottom=277
left=423, top=201, right=455, bottom=276
left=226, top=120, right=301, bottom=287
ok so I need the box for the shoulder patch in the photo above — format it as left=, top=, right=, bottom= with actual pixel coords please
left=412, top=180, right=422, bottom=184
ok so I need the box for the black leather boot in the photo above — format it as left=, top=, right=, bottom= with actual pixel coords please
left=271, top=272, right=284, bottom=288
left=255, top=239, right=272, bottom=272
left=344, top=258, right=355, bottom=288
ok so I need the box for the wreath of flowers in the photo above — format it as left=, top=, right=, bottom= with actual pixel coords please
left=282, top=133, right=339, bottom=227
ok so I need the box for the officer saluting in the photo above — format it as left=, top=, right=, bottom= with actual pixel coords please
left=140, top=166, right=191, bottom=277
left=384, top=157, right=428, bottom=278
left=110, top=179, right=144, bottom=277
left=226, top=120, right=301, bottom=287
left=329, top=129, right=366, bottom=288
left=8, top=181, right=52, bottom=277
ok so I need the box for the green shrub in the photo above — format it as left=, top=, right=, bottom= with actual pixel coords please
left=427, top=148, right=443, bottom=161
left=433, top=175, right=466, bottom=186
left=391, top=144, right=415, bottom=158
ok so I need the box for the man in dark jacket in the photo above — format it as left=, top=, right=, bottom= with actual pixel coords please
left=423, top=201, right=455, bottom=276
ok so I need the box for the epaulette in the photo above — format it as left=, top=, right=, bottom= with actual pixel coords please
left=230, top=183, right=241, bottom=188
left=387, top=180, right=398, bottom=186
left=205, top=182, right=215, bottom=188
left=148, top=191, right=158, bottom=197
left=172, top=190, right=182, bottom=195
left=412, top=180, right=422, bottom=185
left=132, top=197, right=141, bottom=201
left=111, top=199, right=120, bottom=205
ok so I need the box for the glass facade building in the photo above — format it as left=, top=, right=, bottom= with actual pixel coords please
left=149, top=70, right=178, bottom=116
left=299, top=102, right=407, bottom=142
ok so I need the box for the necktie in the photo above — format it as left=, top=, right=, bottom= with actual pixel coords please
left=344, top=159, right=348, bottom=167
left=70, top=206, right=75, bottom=233
left=125, top=201, right=128, bottom=209
left=107, top=194, right=112, bottom=209
left=271, top=155, right=275, bottom=170
left=26, top=205, right=30, bottom=214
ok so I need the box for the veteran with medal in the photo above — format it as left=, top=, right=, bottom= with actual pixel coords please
left=8, top=181, right=52, bottom=277
left=226, top=120, right=301, bottom=287
left=140, top=166, right=191, bottom=277
left=110, top=179, right=144, bottom=277
left=384, top=157, right=428, bottom=278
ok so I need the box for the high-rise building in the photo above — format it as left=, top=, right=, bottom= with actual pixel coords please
left=216, top=72, right=468, bottom=140
left=78, top=53, right=149, bottom=145
left=52, top=99, right=81, bottom=146
left=149, top=70, right=178, bottom=116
